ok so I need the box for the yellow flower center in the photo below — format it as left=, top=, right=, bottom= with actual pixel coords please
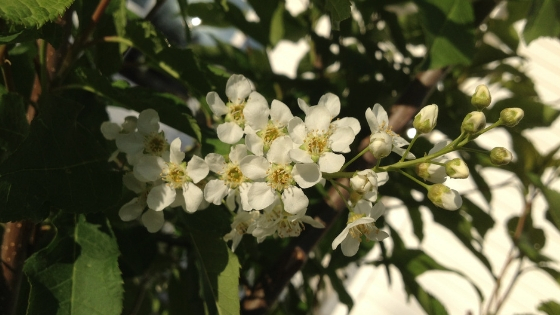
left=266, top=164, right=294, bottom=191
left=301, top=131, right=331, bottom=163
left=225, top=101, right=245, bottom=127
left=258, top=123, right=286, bottom=152
left=162, top=162, right=190, bottom=189
left=144, top=132, right=168, bottom=156
left=222, top=163, right=247, bottom=189
left=347, top=212, right=375, bottom=239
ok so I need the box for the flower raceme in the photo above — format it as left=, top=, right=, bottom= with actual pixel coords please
left=101, top=78, right=522, bottom=257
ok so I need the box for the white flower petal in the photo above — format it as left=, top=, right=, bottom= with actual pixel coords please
left=244, top=92, right=270, bottom=130
left=239, top=183, right=253, bottom=211
left=123, top=173, right=146, bottom=193
left=442, top=188, right=463, bottom=210
left=183, top=182, right=203, bottom=213
left=297, top=98, right=311, bottom=115
left=226, top=74, right=252, bottom=104
left=318, top=152, right=345, bottom=173
left=365, top=108, right=378, bottom=133
left=377, top=172, right=389, bottom=186
left=187, top=155, right=209, bottom=183
left=287, top=117, right=306, bottom=144
left=368, top=229, right=389, bottom=241
left=204, top=179, right=229, bottom=205
left=245, top=132, right=264, bottom=156
left=229, top=144, right=248, bottom=163
left=281, top=187, right=308, bottom=214
left=329, top=126, right=355, bottom=152
left=169, top=138, right=185, bottom=164
left=299, top=216, right=325, bottom=228
left=332, top=117, right=360, bottom=135
left=248, top=182, right=276, bottom=210
left=369, top=202, right=385, bottom=220
left=119, top=198, right=144, bottom=221
left=206, top=91, right=228, bottom=116
left=392, top=146, right=415, bottom=159
left=354, top=200, right=373, bottom=215
left=116, top=132, right=144, bottom=155
left=288, top=148, right=313, bottom=164
left=292, top=163, right=321, bottom=188
left=267, top=136, right=294, bottom=165
left=318, top=93, right=340, bottom=118
left=240, top=155, right=269, bottom=180
left=270, top=100, right=293, bottom=127
left=100, top=122, right=121, bottom=140
left=137, top=109, right=160, bottom=135
left=305, top=106, right=331, bottom=132
left=341, top=236, right=360, bottom=256
left=147, top=184, right=176, bottom=211
left=205, top=153, right=225, bottom=174
left=141, top=209, right=165, bottom=233
left=372, top=104, right=389, bottom=127
left=134, top=155, right=166, bottom=182
left=332, top=227, right=349, bottom=250
left=217, top=122, right=244, bottom=144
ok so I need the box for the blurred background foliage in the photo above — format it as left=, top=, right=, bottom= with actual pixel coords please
left=1, top=0, right=560, bottom=314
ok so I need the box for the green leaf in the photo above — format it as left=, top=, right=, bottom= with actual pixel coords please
left=325, top=0, right=352, bottom=30
left=506, top=215, right=549, bottom=263
left=70, top=67, right=201, bottom=143
left=0, top=92, right=29, bottom=164
left=527, top=173, right=560, bottom=232
left=0, top=0, right=75, bottom=28
left=269, top=3, right=285, bottom=46
left=0, top=94, right=121, bottom=222
left=182, top=210, right=240, bottom=315
left=523, top=0, right=560, bottom=44
left=487, top=97, right=560, bottom=130
left=416, top=0, right=475, bottom=69
left=24, top=214, right=123, bottom=315
left=326, top=269, right=353, bottom=311
left=540, top=267, right=560, bottom=285
left=538, top=300, right=560, bottom=315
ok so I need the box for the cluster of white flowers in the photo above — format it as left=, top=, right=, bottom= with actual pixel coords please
left=102, top=78, right=523, bottom=257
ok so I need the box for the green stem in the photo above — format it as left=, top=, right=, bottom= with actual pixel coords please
left=398, top=169, right=430, bottom=189
left=341, top=146, right=369, bottom=171
left=399, top=134, right=419, bottom=162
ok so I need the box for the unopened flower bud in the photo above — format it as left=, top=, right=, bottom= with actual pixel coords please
left=416, top=162, right=447, bottom=183
left=413, top=104, right=438, bottom=134
left=500, top=108, right=524, bottom=127
left=427, top=184, right=462, bottom=210
left=445, top=158, right=469, bottom=179
left=369, top=132, right=392, bottom=158
left=471, top=85, right=491, bottom=110
left=490, top=147, right=512, bottom=165
left=350, top=169, right=377, bottom=193
left=461, top=111, right=486, bottom=134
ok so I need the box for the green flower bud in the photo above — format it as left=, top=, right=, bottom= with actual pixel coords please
left=427, top=184, right=462, bottom=211
left=461, top=111, right=486, bottom=134
left=500, top=108, right=524, bottom=127
left=413, top=104, right=439, bottom=134
left=471, top=84, right=492, bottom=110
left=490, top=147, right=512, bottom=165
left=445, top=158, right=469, bottom=179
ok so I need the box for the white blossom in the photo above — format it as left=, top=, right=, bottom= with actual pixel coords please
left=416, top=140, right=449, bottom=184
left=349, top=169, right=388, bottom=202
left=204, top=144, right=252, bottom=210
left=206, top=74, right=269, bottom=144
left=134, top=138, right=209, bottom=212
left=223, top=210, right=260, bottom=251
left=240, top=136, right=321, bottom=213
left=366, top=104, right=414, bottom=159
left=332, top=201, right=389, bottom=256
left=288, top=105, right=356, bottom=173
left=245, top=100, right=294, bottom=155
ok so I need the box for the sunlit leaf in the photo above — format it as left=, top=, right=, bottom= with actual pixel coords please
left=523, top=0, right=560, bottom=44
left=538, top=300, right=560, bottom=315
left=0, top=0, right=74, bottom=27
left=416, top=0, right=475, bottom=69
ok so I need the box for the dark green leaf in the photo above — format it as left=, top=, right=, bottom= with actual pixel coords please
left=506, top=215, right=549, bottom=262
left=463, top=198, right=494, bottom=239
left=0, top=92, right=29, bottom=163
left=0, top=95, right=121, bottom=222
left=24, top=214, right=123, bottom=315
left=168, top=265, right=205, bottom=315
left=407, top=206, right=424, bottom=242
left=416, top=0, right=475, bottom=69
left=538, top=300, right=560, bottom=315
left=523, top=0, right=560, bottom=44
left=325, top=0, right=352, bottom=30
left=326, top=269, right=353, bottom=311
left=527, top=173, right=560, bottom=232
left=182, top=209, right=240, bottom=315
left=540, top=267, right=560, bottom=285
left=0, top=0, right=74, bottom=27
